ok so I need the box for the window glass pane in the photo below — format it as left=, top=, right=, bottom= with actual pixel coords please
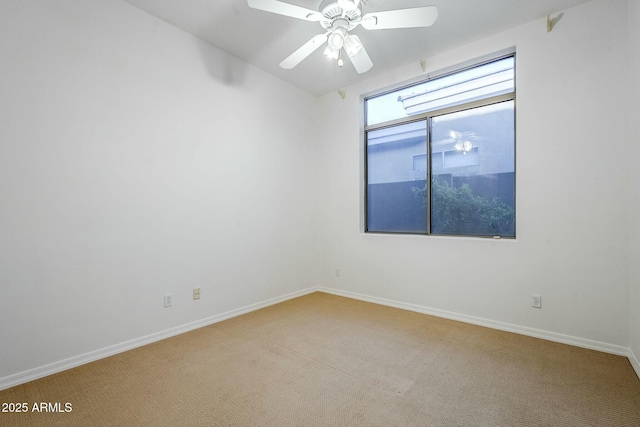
left=366, top=56, right=514, bottom=126
left=367, top=121, right=428, bottom=233
left=429, top=101, right=515, bottom=237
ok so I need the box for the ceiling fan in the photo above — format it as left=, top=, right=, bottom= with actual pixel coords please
left=247, top=0, right=438, bottom=73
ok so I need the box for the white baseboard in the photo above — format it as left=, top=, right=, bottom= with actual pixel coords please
left=0, top=287, right=316, bottom=391
left=318, top=287, right=633, bottom=359
left=3, top=285, right=638, bottom=390
left=629, top=347, right=640, bottom=380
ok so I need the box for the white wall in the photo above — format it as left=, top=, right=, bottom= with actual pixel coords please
left=0, top=0, right=319, bottom=381
left=628, top=0, right=640, bottom=372
left=317, top=0, right=631, bottom=349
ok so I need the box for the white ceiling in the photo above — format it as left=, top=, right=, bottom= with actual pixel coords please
left=123, top=0, right=592, bottom=96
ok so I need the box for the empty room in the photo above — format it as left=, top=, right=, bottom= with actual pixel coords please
left=1, top=0, right=639, bottom=426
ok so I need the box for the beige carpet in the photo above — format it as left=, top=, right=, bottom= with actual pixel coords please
left=1, top=292, right=639, bottom=426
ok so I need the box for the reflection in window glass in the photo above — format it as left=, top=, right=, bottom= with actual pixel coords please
left=367, top=122, right=428, bottom=233
left=429, top=101, right=515, bottom=236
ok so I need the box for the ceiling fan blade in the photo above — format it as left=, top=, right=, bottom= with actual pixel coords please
left=280, top=33, right=328, bottom=69
left=361, top=6, right=438, bottom=30
left=347, top=38, right=373, bottom=74
left=247, top=0, right=323, bottom=22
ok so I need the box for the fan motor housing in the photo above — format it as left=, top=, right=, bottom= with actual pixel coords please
left=318, top=1, right=362, bottom=30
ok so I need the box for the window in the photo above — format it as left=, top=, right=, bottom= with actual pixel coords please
left=364, top=55, right=515, bottom=237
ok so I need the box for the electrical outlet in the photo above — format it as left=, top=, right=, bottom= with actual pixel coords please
left=531, top=294, right=542, bottom=309
left=335, top=268, right=340, bottom=277
left=164, top=294, right=173, bottom=308
left=193, top=288, right=200, bottom=300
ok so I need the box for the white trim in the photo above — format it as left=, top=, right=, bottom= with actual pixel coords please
left=629, top=347, right=640, bottom=380
left=0, top=287, right=316, bottom=391
left=318, top=287, right=632, bottom=358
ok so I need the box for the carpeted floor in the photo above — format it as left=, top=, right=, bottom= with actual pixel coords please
left=1, top=292, right=639, bottom=426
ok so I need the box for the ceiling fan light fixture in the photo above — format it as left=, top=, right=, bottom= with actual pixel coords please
left=344, top=34, right=362, bottom=57
left=323, top=45, right=340, bottom=60
left=455, top=140, right=473, bottom=154
left=328, top=27, right=347, bottom=50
